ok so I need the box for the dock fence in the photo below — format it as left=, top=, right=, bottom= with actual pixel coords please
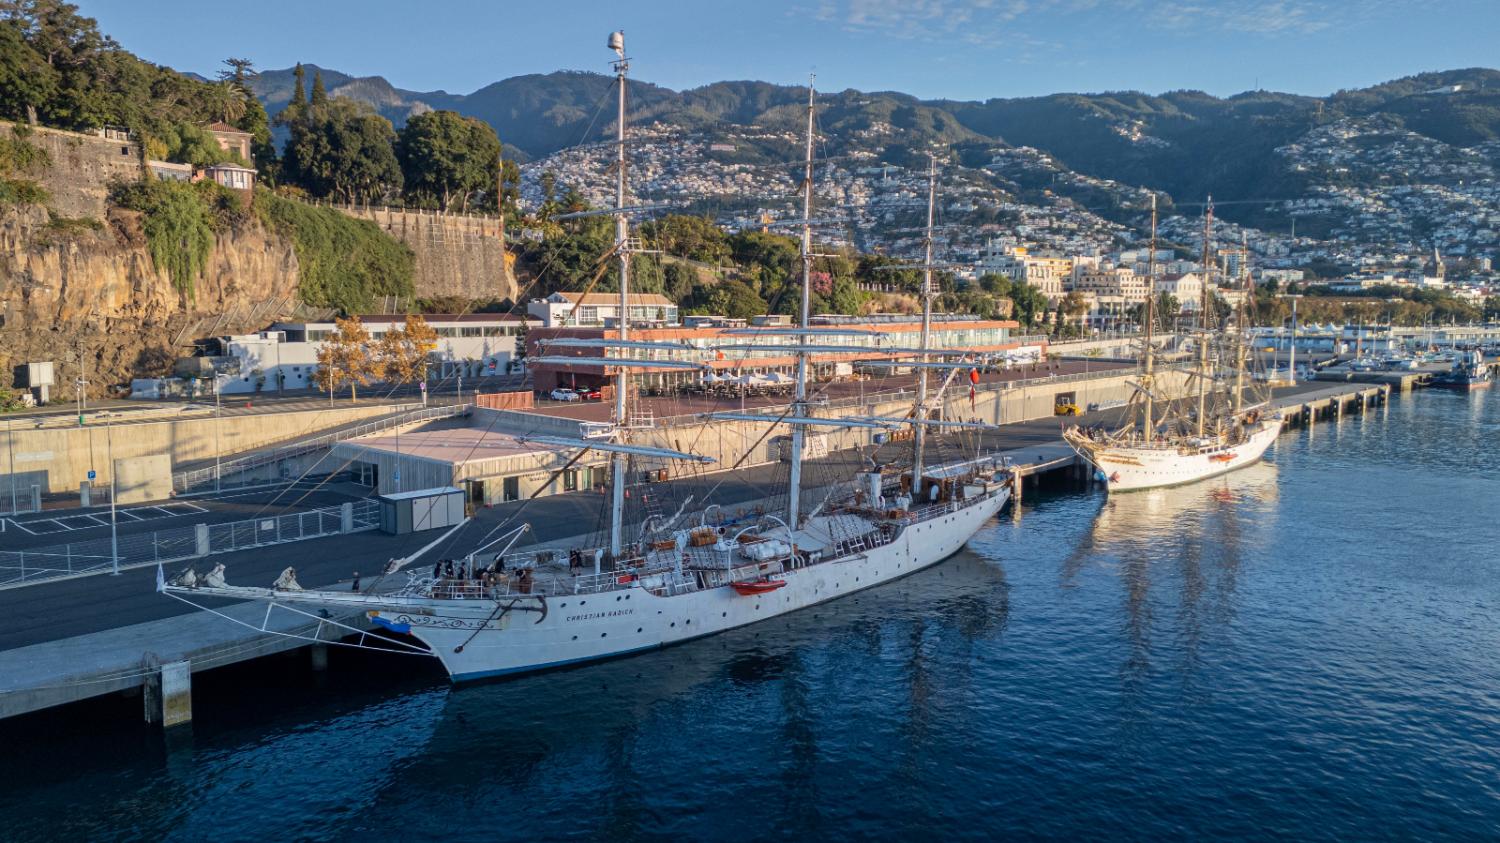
left=0, top=499, right=380, bottom=589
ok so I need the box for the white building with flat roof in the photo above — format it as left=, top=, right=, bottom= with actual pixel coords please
left=212, top=314, right=535, bottom=395
left=527, top=291, right=679, bottom=328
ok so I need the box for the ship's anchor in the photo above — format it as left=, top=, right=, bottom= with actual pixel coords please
left=454, top=596, right=547, bottom=653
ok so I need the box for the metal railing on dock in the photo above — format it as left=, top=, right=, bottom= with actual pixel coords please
left=0, top=499, right=380, bottom=589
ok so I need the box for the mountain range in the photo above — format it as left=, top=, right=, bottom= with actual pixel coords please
left=252, top=66, right=1500, bottom=218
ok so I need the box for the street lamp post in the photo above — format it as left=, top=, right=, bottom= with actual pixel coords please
left=107, top=424, right=119, bottom=576
left=1279, top=293, right=1303, bottom=381
left=214, top=376, right=222, bottom=493
left=6, top=416, right=15, bottom=516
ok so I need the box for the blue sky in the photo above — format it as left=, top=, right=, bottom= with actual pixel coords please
left=85, top=0, right=1495, bottom=101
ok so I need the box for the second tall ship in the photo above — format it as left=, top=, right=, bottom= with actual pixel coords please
left=1066, top=197, right=1282, bottom=492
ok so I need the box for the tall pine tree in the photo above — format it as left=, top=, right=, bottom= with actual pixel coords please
left=310, top=70, right=327, bottom=106
left=292, top=63, right=306, bottom=108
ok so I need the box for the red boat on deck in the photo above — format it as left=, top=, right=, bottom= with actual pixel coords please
left=731, top=579, right=787, bottom=596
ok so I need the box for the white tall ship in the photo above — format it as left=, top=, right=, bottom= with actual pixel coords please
left=163, top=36, right=1011, bottom=681
left=1065, top=197, right=1282, bottom=492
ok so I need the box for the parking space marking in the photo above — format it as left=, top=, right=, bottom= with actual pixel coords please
left=6, top=500, right=214, bottom=535
left=2, top=518, right=38, bottom=535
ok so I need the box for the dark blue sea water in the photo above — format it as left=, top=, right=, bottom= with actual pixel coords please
left=3, top=389, right=1499, bottom=841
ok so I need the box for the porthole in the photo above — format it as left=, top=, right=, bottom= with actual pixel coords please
left=722, top=611, right=727, bottom=617
left=637, top=627, right=642, bottom=633
left=601, top=632, right=607, bottom=638
left=571, top=635, right=578, bottom=640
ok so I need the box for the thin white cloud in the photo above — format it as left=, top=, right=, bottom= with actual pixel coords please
left=800, top=0, right=1406, bottom=42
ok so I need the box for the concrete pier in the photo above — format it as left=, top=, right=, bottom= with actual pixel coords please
left=0, top=379, right=1396, bottom=722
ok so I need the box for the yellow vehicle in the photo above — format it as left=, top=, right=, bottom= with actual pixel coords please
left=1054, top=402, right=1082, bottom=416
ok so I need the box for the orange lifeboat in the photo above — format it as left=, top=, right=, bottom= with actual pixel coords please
left=731, top=579, right=787, bottom=596
left=1209, top=452, right=1237, bottom=463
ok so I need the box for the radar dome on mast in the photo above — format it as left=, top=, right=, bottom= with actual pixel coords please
left=608, top=31, right=625, bottom=57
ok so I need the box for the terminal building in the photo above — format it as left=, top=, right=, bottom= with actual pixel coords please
left=528, top=313, right=1038, bottom=393
left=209, top=313, right=534, bottom=395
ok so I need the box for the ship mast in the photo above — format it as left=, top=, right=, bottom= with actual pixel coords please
left=608, top=31, right=630, bottom=557
left=1195, top=196, right=1214, bottom=437
left=1141, top=194, right=1157, bottom=439
left=787, top=75, right=815, bottom=528
left=911, top=154, right=937, bottom=495
left=1232, top=230, right=1248, bottom=416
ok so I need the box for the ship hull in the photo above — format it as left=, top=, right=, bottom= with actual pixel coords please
left=1077, top=421, right=1281, bottom=493
left=391, top=490, right=1009, bottom=681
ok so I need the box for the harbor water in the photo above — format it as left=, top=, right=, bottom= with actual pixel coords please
left=3, top=388, right=1498, bottom=840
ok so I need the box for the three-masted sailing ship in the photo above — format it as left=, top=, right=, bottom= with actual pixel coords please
left=1065, top=196, right=1282, bottom=492
left=162, top=35, right=1012, bottom=681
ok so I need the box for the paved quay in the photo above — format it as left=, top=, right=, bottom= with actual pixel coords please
left=0, top=379, right=1386, bottom=721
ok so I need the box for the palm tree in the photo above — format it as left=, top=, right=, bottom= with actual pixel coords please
left=206, top=81, right=246, bottom=124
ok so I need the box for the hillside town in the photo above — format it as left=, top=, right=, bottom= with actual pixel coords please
left=519, top=120, right=1499, bottom=327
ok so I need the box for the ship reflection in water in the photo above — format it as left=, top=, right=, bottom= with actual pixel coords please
left=1072, top=462, right=1281, bottom=714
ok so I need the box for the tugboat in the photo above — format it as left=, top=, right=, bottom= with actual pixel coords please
left=1432, top=350, right=1492, bottom=390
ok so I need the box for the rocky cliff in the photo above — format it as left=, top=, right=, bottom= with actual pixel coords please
left=0, top=203, right=300, bottom=397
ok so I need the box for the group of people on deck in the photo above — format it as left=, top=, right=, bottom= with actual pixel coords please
left=431, top=556, right=534, bottom=595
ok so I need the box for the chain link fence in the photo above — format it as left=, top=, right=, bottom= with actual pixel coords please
left=0, top=499, right=379, bottom=589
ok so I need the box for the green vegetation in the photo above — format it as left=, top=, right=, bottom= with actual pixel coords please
left=145, top=121, right=243, bottom=167
left=0, top=3, right=272, bottom=173
left=639, top=214, right=732, bottom=264
left=254, top=189, right=413, bottom=313
left=1241, top=283, right=1493, bottom=328
left=0, top=126, right=49, bottom=205
left=971, top=273, right=1050, bottom=329
left=111, top=180, right=221, bottom=298
left=279, top=96, right=402, bottom=202
left=396, top=110, right=502, bottom=212
left=42, top=211, right=100, bottom=233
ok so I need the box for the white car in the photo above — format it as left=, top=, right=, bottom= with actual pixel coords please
left=549, top=388, right=581, bottom=402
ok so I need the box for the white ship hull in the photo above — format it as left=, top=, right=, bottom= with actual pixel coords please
left=1076, top=420, right=1281, bottom=493
left=382, top=490, right=1008, bottom=681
